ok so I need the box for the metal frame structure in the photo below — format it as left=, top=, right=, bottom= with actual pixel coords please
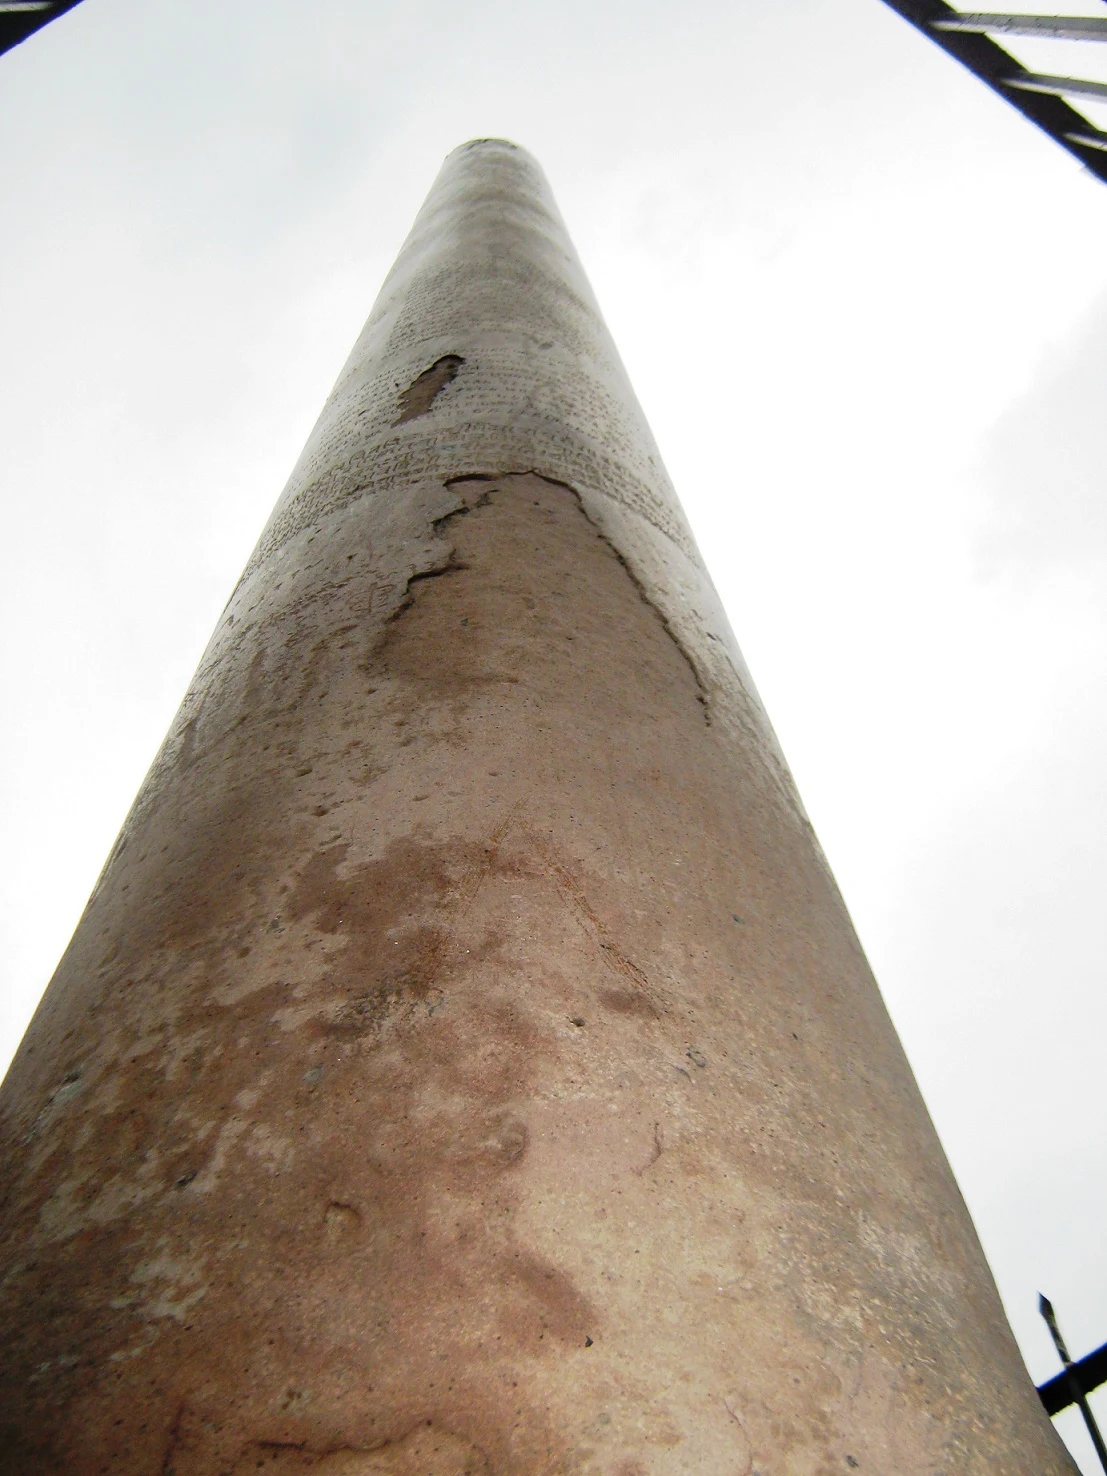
left=1038, top=1297, right=1107, bottom=1471
left=0, top=0, right=83, bottom=59
left=1039, top=1340, right=1107, bottom=1418
left=882, top=0, right=1107, bottom=182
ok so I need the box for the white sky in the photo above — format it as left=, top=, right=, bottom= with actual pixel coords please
left=3, top=1, right=1106, bottom=1466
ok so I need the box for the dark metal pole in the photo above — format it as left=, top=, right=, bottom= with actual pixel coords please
left=1040, top=1294, right=1107, bottom=1474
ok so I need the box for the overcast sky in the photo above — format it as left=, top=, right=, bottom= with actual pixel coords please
left=3, top=1, right=1107, bottom=1466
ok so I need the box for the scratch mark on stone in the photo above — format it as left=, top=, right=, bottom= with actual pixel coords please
left=722, top=1398, right=755, bottom=1476
left=632, top=1121, right=663, bottom=1176
left=160, top=1401, right=186, bottom=1476
left=530, top=834, right=656, bottom=1005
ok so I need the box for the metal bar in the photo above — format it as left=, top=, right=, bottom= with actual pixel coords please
left=1009, top=72, right=1107, bottom=102
left=0, top=2, right=54, bottom=11
left=1040, top=1296, right=1107, bottom=1474
left=881, top=0, right=1107, bottom=183
left=1067, top=128, right=1107, bottom=150
left=935, top=13, right=1107, bottom=41
left=1039, top=1340, right=1107, bottom=1417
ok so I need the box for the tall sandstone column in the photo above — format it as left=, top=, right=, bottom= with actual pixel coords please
left=0, top=141, right=1073, bottom=1475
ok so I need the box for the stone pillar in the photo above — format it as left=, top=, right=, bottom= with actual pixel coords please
left=0, top=140, right=1072, bottom=1475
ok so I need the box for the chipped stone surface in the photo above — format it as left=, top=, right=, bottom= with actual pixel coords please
left=0, top=142, right=1074, bottom=1473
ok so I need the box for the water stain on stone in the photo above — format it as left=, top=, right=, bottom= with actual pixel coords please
left=284, top=840, right=457, bottom=1041
left=498, top=1250, right=594, bottom=1351
left=598, top=988, right=656, bottom=1020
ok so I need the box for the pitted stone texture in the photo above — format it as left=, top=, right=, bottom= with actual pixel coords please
left=0, top=146, right=1074, bottom=1476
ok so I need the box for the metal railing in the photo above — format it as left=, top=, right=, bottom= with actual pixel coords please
left=0, top=0, right=83, bottom=59
left=882, top=0, right=1107, bottom=182
left=1038, top=1296, right=1107, bottom=1471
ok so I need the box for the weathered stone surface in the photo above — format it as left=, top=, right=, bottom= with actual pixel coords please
left=0, top=140, right=1073, bottom=1474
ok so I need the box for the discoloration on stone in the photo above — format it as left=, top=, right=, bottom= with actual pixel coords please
left=392, top=354, right=465, bottom=426
left=0, top=142, right=1074, bottom=1474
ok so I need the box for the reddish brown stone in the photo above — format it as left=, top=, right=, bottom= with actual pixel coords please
left=0, top=142, right=1073, bottom=1474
